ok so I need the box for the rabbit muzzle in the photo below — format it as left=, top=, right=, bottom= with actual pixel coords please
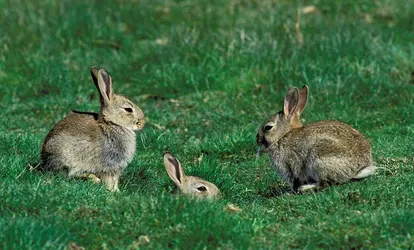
left=135, top=117, right=146, bottom=130
left=256, top=133, right=269, bottom=148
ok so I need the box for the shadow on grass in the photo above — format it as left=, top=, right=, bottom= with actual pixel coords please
left=119, top=167, right=169, bottom=195
left=25, top=161, right=103, bottom=187
left=26, top=161, right=67, bottom=175
left=259, top=185, right=292, bottom=198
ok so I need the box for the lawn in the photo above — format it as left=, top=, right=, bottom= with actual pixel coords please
left=1, top=0, right=414, bottom=249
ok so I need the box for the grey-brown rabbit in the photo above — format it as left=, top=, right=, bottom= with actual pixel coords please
left=256, top=85, right=375, bottom=192
left=41, top=67, right=146, bottom=192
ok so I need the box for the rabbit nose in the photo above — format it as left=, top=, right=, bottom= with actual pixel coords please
left=135, top=117, right=146, bottom=130
left=256, top=133, right=269, bottom=148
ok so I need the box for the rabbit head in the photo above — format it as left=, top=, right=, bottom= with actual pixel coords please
left=163, top=153, right=220, bottom=199
left=90, top=66, right=146, bottom=131
left=257, top=85, right=308, bottom=148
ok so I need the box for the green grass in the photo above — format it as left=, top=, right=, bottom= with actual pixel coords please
left=1, top=0, right=414, bottom=249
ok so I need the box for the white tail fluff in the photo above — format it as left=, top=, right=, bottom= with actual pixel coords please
left=354, top=166, right=376, bottom=179
left=298, top=183, right=318, bottom=192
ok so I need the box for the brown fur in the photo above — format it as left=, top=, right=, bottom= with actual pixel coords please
left=40, top=67, right=145, bottom=192
left=257, top=85, right=375, bottom=192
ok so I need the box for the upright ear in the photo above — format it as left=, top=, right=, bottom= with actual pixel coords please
left=94, top=69, right=113, bottom=107
left=163, top=154, right=185, bottom=188
left=90, top=66, right=99, bottom=86
left=283, top=87, right=299, bottom=120
left=296, top=85, right=309, bottom=115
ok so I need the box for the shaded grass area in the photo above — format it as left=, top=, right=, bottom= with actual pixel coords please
left=1, top=0, right=414, bottom=249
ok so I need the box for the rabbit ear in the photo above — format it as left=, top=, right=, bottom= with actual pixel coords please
left=90, top=66, right=99, bottom=85
left=163, top=153, right=185, bottom=188
left=283, top=87, right=299, bottom=120
left=296, top=85, right=309, bottom=115
left=95, top=69, right=113, bottom=107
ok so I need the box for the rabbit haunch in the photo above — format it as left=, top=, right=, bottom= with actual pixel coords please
left=40, top=67, right=145, bottom=192
left=257, top=85, right=375, bottom=192
left=268, top=120, right=372, bottom=184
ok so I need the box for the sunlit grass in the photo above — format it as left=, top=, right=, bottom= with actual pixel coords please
left=1, top=0, right=413, bottom=248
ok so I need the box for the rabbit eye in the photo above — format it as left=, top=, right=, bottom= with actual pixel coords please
left=264, top=125, right=273, bottom=131
left=197, top=186, right=207, bottom=192
left=123, top=107, right=133, bottom=113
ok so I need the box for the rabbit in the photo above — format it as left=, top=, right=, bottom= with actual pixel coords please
left=163, top=153, right=220, bottom=199
left=40, top=66, right=146, bottom=192
left=256, top=85, right=375, bottom=193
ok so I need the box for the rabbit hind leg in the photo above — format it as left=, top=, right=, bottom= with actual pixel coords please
left=78, top=173, right=101, bottom=183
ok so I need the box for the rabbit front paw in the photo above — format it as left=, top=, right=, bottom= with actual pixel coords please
left=100, top=173, right=120, bottom=192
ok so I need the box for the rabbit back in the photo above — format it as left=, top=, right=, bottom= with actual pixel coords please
left=271, top=120, right=373, bottom=186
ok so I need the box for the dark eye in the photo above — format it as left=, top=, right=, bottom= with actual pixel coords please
left=124, top=107, right=133, bottom=113
left=197, top=186, right=207, bottom=192
left=264, top=125, right=273, bottom=131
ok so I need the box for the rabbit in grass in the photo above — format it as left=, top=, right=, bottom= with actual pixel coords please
left=163, top=153, right=220, bottom=199
left=41, top=67, right=146, bottom=192
left=256, top=85, right=375, bottom=193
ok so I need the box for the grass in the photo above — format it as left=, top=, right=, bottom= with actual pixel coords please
left=1, top=0, right=414, bottom=249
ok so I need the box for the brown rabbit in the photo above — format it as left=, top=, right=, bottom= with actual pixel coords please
left=40, top=67, right=146, bottom=192
left=163, top=153, right=220, bottom=199
left=256, top=85, right=375, bottom=192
